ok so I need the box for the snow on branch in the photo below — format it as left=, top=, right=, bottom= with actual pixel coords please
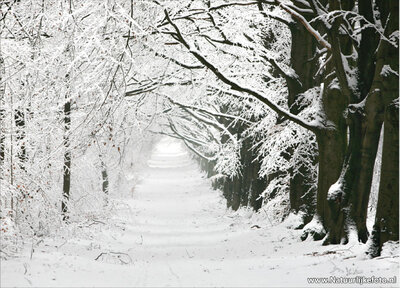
left=168, top=117, right=209, bottom=147
left=167, top=117, right=216, bottom=161
left=163, top=9, right=318, bottom=132
left=144, top=44, right=204, bottom=70
left=208, top=1, right=259, bottom=11
left=276, top=1, right=331, bottom=50
left=257, top=1, right=292, bottom=26
left=162, top=93, right=254, bottom=125
left=164, top=96, right=239, bottom=150
left=313, top=10, right=399, bottom=48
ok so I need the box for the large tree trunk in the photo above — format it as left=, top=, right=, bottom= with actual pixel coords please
left=249, top=158, right=264, bottom=211
left=222, top=178, right=233, bottom=208
left=324, top=90, right=384, bottom=244
left=369, top=3, right=399, bottom=256
left=301, top=129, right=346, bottom=241
left=286, top=23, right=319, bottom=226
left=301, top=55, right=348, bottom=240
left=324, top=108, right=377, bottom=244
left=257, top=3, right=319, bottom=220
left=351, top=104, right=383, bottom=243
left=238, top=138, right=267, bottom=210
left=230, top=176, right=241, bottom=211
left=367, top=1, right=399, bottom=255
left=369, top=100, right=399, bottom=257
left=324, top=0, right=398, bottom=245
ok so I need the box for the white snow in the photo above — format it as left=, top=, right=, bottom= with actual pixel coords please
left=301, top=214, right=326, bottom=240
left=1, top=137, right=399, bottom=287
left=327, top=179, right=344, bottom=201
left=381, top=241, right=400, bottom=259
left=381, top=64, right=399, bottom=77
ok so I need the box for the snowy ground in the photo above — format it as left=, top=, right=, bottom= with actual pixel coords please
left=1, top=138, right=399, bottom=287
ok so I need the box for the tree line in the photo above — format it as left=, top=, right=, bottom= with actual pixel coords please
left=0, top=0, right=398, bottom=259
left=142, top=0, right=398, bottom=257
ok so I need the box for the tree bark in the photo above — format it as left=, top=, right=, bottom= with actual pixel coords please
left=324, top=0, right=398, bottom=245
left=301, top=54, right=348, bottom=240
left=368, top=1, right=399, bottom=255
left=249, top=157, right=264, bottom=211
left=351, top=101, right=383, bottom=243
left=325, top=93, right=384, bottom=244
left=315, top=129, right=346, bottom=225
left=369, top=100, right=399, bottom=257
left=286, top=22, right=319, bottom=226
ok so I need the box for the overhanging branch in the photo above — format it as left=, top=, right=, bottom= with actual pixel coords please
left=164, top=9, right=318, bottom=132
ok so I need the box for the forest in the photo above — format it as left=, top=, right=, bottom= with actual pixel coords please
left=0, top=0, right=399, bottom=287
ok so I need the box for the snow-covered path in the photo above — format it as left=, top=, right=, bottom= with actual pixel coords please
left=105, top=138, right=277, bottom=287
left=1, top=138, right=398, bottom=287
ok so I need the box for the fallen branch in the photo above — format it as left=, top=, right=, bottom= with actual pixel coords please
left=94, top=251, right=133, bottom=265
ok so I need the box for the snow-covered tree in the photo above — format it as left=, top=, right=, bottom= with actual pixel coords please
left=136, top=0, right=398, bottom=257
